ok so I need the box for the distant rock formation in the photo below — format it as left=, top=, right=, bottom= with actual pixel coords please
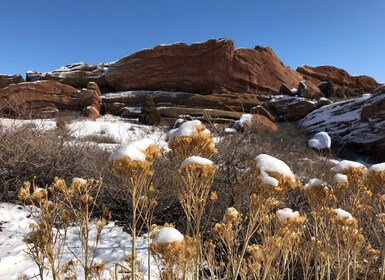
left=26, top=39, right=320, bottom=95
left=0, top=74, right=24, bottom=89
left=297, top=65, right=380, bottom=96
left=0, top=81, right=100, bottom=118
left=300, top=86, right=385, bottom=158
left=27, top=62, right=109, bottom=89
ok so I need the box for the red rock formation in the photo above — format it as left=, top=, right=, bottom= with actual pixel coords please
left=0, top=80, right=100, bottom=118
left=106, top=39, right=320, bottom=95
left=297, top=65, right=379, bottom=94
left=0, top=74, right=24, bottom=89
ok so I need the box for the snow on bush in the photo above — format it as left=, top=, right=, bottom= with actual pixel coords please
left=307, top=132, right=331, bottom=150
left=167, top=120, right=210, bottom=142
left=180, top=156, right=213, bottom=169
left=152, top=227, right=184, bottom=244
left=331, top=160, right=367, bottom=172
left=366, top=162, right=385, bottom=173
left=334, top=173, right=348, bottom=184
left=255, top=154, right=295, bottom=187
left=334, top=208, right=353, bottom=220
left=304, top=178, right=327, bottom=188
left=108, top=138, right=155, bottom=162
left=277, top=208, right=299, bottom=221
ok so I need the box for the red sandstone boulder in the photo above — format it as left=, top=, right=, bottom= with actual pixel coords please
left=0, top=74, right=24, bottom=89
left=0, top=80, right=101, bottom=118
left=297, top=65, right=379, bottom=94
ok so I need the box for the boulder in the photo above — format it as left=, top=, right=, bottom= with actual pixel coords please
left=317, top=81, right=334, bottom=97
left=265, top=96, right=318, bottom=121
left=0, top=80, right=100, bottom=118
left=26, top=62, right=109, bottom=89
left=250, top=105, right=275, bottom=122
left=317, top=97, right=333, bottom=108
left=279, top=83, right=295, bottom=95
left=300, top=86, right=385, bottom=159
left=297, top=65, right=380, bottom=94
left=0, top=74, right=24, bottom=89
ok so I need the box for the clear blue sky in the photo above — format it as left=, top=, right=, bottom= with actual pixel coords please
left=1, top=0, right=384, bottom=83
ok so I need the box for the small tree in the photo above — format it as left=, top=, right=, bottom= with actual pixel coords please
left=139, top=96, right=161, bottom=125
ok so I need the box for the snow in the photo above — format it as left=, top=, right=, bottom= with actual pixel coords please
left=152, top=227, right=184, bottom=244
left=331, top=160, right=367, bottom=172
left=73, top=177, right=87, bottom=185
left=0, top=203, right=160, bottom=279
left=367, top=162, right=385, bottom=173
left=255, top=154, right=295, bottom=187
left=180, top=156, right=213, bottom=169
left=224, top=127, right=237, bottom=134
left=167, top=120, right=209, bottom=142
left=334, top=173, right=348, bottom=184
left=334, top=208, right=353, bottom=220
left=0, top=115, right=168, bottom=152
left=304, top=178, right=327, bottom=189
left=308, top=132, right=331, bottom=150
left=109, top=139, right=155, bottom=162
left=276, top=208, right=299, bottom=221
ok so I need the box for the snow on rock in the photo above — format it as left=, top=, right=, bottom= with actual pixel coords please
left=331, top=160, right=367, bottom=172
left=276, top=208, right=299, bottom=221
left=109, top=138, right=155, bottom=162
left=308, top=132, right=331, bottom=150
left=152, top=227, right=184, bottom=244
left=255, top=154, right=295, bottom=187
left=167, top=120, right=209, bottom=142
left=334, top=208, right=353, bottom=220
left=234, top=114, right=253, bottom=130
left=180, top=156, right=213, bottom=169
left=304, top=178, right=327, bottom=188
left=334, top=173, right=348, bottom=184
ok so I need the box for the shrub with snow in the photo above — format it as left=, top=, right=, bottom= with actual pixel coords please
left=331, top=160, right=367, bottom=173
left=108, top=138, right=155, bottom=162
left=304, top=178, right=327, bottom=189
left=167, top=120, right=210, bottom=143
left=255, top=154, right=295, bottom=187
left=334, top=208, right=353, bottom=220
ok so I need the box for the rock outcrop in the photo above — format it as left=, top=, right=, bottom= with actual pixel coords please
left=300, top=86, right=385, bottom=159
left=0, top=74, right=24, bottom=89
left=297, top=65, right=380, bottom=95
left=263, top=96, right=327, bottom=121
left=27, top=39, right=320, bottom=96
left=0, top=81, right=101, bottom=118
left=27, top=62, right=109, bottom=89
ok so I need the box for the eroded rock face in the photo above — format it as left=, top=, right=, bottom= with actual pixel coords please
left=101, top=90, right=260, bottom=118
left=0, top=80, right=100, bottom=118
left=27, top=39, right=320, bottom=95
left=300, top=86, right=385, bottom=158
left=106, top=40, right=319, bottom=95
left=26, top=62, right=109, bottom=89
left=297, top=65, right=380, bottom=94
left=0, top=74, right=24, bottom=89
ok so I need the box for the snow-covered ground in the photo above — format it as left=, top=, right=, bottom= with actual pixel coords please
left=0, top=203, right=160, bottom=280
left=0, top=115, right=168, bottom=153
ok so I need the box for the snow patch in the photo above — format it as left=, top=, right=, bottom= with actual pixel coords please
left=334, top=208, right=353, bottom=220
left=334, top=173, right=348, bottom=184
left=304, top=178, right=326, bottom=188
left=167, top=120, right=209, bottom=142
left=277, top=208, right=299, bottom=221
left=331, top=160, right=367, bottom=172
left=152, top=227, right=184, bottom=244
